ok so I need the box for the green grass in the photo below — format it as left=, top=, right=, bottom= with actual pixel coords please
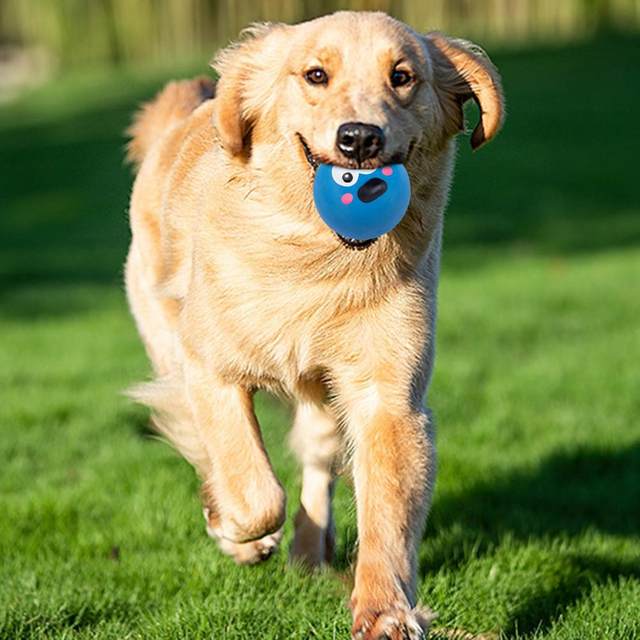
left=1, top=35, right=639, bottom=639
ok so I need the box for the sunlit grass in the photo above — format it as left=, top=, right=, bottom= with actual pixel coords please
left=1, top=36, right=639, bottom=639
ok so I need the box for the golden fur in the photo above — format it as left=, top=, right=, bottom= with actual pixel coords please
left=125, top=11, right=504, bottom=639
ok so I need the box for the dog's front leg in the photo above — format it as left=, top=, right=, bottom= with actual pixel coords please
left=346, top=399, right=436, bottom=640
left=184, top=361, right=286, bottom=561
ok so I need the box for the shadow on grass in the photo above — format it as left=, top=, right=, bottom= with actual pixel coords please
left=0, top=100, right=136, bottom=293
left=503, top=553, right=640, bottom=637
left=430, top=444, right=640, bottom=545
left=1, top=35, right=639, bottom=320
left=445, top=33, right=640, bottom=263
left=420, top=443, right=640, bottom=636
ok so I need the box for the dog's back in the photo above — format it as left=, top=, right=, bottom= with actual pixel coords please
left=127, top=76, right=215, bottom=169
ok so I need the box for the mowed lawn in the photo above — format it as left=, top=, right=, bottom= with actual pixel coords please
left=1, top=35, right=639, bottom=640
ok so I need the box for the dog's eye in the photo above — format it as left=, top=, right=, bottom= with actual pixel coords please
left=332, top=167, right=359, bottom=187
left=390, top=68, right=413, bottom=88
left=305, top=68, right=329, bottom=86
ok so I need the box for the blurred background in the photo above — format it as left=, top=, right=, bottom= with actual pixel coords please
left=1, top=2, right=639, bottom=638
left=0, top=0, right=639, bottom=99
left=1, top=0, right=640, bottom=80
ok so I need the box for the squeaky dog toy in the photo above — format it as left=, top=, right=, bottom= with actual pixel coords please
left=313, top=164, right=411, bottom=244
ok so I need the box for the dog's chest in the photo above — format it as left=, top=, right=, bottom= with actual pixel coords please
left=204, top=273, right=365, bottom=393
left=213, top=326, right=321, bottom=397
left=190, top=236, right=431, bottom=395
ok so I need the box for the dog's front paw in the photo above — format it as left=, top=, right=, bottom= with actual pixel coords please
left=216, top=528, right=283, bottom=565
left=351, top=604, right=435, bottom=640
left=203, top=507, right=283, bottom=565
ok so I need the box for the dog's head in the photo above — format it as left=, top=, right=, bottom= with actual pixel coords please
left=212, top=11, right=504, bottom=173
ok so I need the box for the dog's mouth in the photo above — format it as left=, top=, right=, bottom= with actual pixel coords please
left=335, top=235, right=378, bottom=250
left=298, top=133, right=320, bottom=171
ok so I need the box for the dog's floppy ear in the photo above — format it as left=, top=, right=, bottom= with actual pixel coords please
left=425, top=32, right=505, bottom=150
left=211, top=23, right=286, bottom=156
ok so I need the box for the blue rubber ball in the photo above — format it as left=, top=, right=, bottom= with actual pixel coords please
left=313, top=164, right=411, bottom=241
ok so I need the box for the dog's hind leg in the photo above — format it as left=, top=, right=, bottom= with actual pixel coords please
left=289, top=383, right=341, bottom=568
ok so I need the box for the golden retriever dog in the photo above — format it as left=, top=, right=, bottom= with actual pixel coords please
left=125, top=10, right=504, bottom=639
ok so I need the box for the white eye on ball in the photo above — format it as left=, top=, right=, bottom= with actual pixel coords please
left=331, top=167, right=359, bottom=187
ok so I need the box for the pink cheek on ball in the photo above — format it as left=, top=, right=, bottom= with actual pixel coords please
left=341, top=193, right=353, bottom=205
left=382, top=167, right=393, bottom=176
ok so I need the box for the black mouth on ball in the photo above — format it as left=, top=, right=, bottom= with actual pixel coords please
left=358, top=177, right=387, bottom=203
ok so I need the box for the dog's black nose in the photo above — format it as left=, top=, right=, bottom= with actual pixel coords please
left=336, top=122, right=384, bottom=162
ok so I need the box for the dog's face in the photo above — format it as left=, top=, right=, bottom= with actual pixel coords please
left=213, top=11, right=504, bottom=187
left=282, top=13, right=436, bottom=170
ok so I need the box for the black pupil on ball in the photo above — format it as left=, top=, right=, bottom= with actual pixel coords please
left=343, top=172, right=353, bottom=183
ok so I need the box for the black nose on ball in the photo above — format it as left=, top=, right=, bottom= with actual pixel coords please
left=336, top=122, right=384, bottom=162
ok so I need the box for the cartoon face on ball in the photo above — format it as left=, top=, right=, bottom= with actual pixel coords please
left=313, top=164, right=411, bottom=242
